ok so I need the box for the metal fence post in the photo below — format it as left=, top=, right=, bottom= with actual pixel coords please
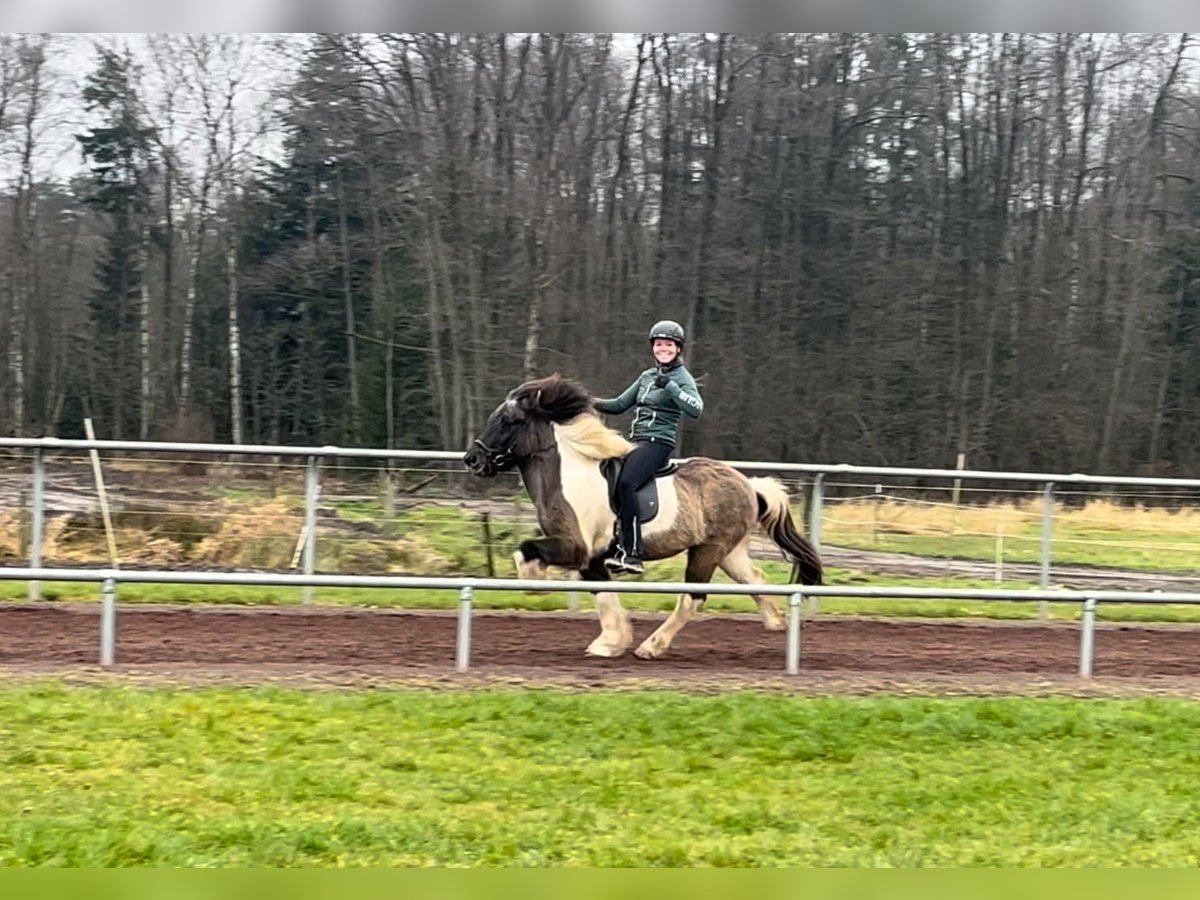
left=808, top=474, right=824, bottom=549
left=566, top=570, right=583, bottom=612
left=786, top=591, right=804, bottom=675
left=302, top=456, right=320, bottom=604
left=807, top=476, right=824, bottom=616
left=1039, top=482, right=1055, bottom=620
left=100, top=576, right=117, bottom=667
left=456, top=585, right=473, bottom=672
left=1079, top=597, right=1097, bottom=679
left=480, top=512, right=496, bottom=577
left=29, top=449, right=45, bottom=601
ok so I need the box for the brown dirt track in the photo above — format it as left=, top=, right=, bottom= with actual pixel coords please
left=4, top=603, right=1200, bottom=697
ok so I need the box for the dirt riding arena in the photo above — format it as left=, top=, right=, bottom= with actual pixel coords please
left=3, top=603, right=1200, bottom=696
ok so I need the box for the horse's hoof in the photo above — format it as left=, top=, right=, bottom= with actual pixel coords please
left=633, top=641, right=663, bottom=660
left=586, top=637, right=626, bottom=658
left=763, top=619, right=787, bottom=632
left=512, top=550, right=548, bottom=582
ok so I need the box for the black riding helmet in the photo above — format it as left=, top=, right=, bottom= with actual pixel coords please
left=648, top=319, right=685, bottom=349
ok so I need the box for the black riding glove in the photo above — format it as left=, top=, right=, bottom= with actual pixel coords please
left=653, top=373, right=671, bottom=388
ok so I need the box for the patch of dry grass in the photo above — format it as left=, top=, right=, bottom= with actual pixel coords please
left=191, top=499, right=302, bottom=569
left=827, top=496, right=1040, bottom=538
left=0, top=510, right=22, bottom=559
left=823, top=494, right=1200, bottom=571
left=828, top=496, right=1200, bottom=539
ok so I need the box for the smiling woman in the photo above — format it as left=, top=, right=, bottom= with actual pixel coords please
left=592, top=320, right=703, bottom=575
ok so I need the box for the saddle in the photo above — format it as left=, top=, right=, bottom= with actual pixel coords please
left=599, top=456, right=678, bottom=525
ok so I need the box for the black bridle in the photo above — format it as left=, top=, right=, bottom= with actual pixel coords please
left=471, top=435, right=557, bottom=473
left=472, top=438, right=516, bottom=472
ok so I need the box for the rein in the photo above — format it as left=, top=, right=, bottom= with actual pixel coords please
left=472, top=436, right=556, bottom=472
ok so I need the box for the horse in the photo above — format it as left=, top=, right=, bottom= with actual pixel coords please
left=462, top=374, right=824, bottom=660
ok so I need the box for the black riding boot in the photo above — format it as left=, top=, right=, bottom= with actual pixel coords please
left=605, top=516, right=644, bottom=575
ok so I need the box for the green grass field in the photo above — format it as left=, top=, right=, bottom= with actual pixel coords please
left=3, top=683, right=1199, bottom=867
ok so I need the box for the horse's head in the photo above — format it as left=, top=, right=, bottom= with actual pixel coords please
left=463, top=375, right=595, bottom=477
left=463, top=389, right=536, bottom=477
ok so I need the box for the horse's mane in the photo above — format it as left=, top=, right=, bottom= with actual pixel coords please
left=515, top=374, right=593, bottom=422
left=515, top=374, right=633, bottom=461
left=557, top=414, right=633, bottom=461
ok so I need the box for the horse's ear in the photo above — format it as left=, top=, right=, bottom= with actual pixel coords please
left=515, top=387, right=541, bottom=413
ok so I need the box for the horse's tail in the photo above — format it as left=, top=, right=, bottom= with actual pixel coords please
left=749, top=476, right=823, bottom=586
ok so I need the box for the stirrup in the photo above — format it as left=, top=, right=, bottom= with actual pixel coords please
left=605, top=550, right=644, bottom=575
left=604, top=551, right=627, bottom=572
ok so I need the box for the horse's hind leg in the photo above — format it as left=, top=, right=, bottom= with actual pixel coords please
left=634, top=544, right=723, bottom=660
left=581, top=558, right=632, bottom=658
left=719, top=540, right=786, bottom=631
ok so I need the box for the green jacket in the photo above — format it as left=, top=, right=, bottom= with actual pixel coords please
left=594, top=363, right=703, bottom=446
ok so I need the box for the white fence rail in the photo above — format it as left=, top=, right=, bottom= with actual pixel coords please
left=4, top=566, right=1200, bottom=679
left=4, top=438, right=1200, bottom=599
left=5, top=436, right=1200, bottom=487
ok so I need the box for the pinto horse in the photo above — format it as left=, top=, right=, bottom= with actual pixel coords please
left=462, top=374, right=823, bottom=659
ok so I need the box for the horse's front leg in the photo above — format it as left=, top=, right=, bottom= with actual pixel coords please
left=513, top=536, right=587, bottom=583
left=579, top=557, right=632, bottom=658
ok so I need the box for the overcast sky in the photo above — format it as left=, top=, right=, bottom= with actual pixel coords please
left=9, top=29, right=1195, bottom=190
left=4, top=4, right=1197, bottom=32
left=7, top=33, right=298, bottom=187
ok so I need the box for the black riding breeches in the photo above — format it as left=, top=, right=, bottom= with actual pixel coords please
left=616, top=440, right=674, bottom=553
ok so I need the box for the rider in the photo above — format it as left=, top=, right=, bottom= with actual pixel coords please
left=593, top=319, right=703, bottom=575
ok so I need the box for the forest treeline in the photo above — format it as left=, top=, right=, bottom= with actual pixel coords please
left=1, top=33, right=1198, bottom=474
